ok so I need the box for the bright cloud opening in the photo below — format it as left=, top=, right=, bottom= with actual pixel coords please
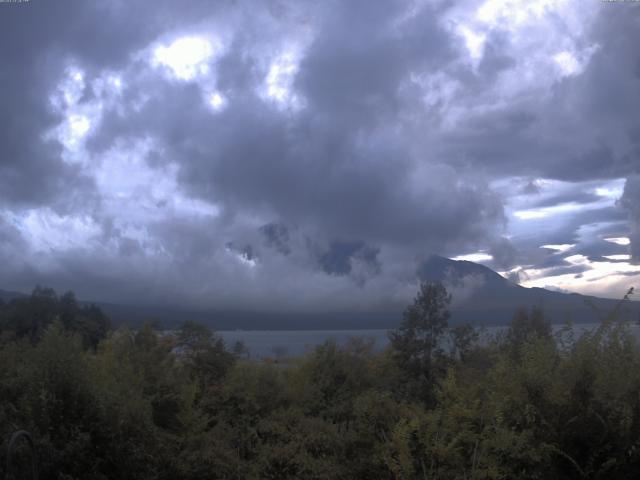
left=69, top=115, right=90, bottom=139
left=514, top=209, right=548, bottom=220
left=226, top=246, right=258, bottom=269
left=554, top=51, right=580, bottom=76
left=541, top=244, right=574, bottom=253
left=596, top=181, right=625, bottom=199
left=514, top=203, right=588, bottom=220
left=520, top=251, right=640, bottom=298
left=14, top=208, right=101, bottom=253
left=262, top=51, right=302, bottom=109
left=453, top=252, right=493, bottom=262
left=153, top=36, right=216, bottom=80
left=208, top=91, right=227, bottom=111
left=605, top=237, right=631, bottom=246
left=476, top=0, right=569, bottom=30
left=95, top=138, right=220, bottom=222
left=603, top=255, right=631, bottom=261
left=457, top=25, right=486, bottom=62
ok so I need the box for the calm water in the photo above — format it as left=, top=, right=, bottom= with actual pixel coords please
left=219, top=329, right=390, bottom=358
left=218, top=323, right=640, bottom=358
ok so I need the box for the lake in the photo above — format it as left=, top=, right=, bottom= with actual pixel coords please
left=218, top=329, right=390, bottom=358
left=217, top=323, right=640, bottom=358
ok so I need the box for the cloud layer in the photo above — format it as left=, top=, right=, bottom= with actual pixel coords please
left=1, top=0, right=639, bottom=311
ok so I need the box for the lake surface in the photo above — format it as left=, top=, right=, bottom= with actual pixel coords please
left=218, top=329, right=390, bottom=358
left=218, top=323, right=640, bottom=358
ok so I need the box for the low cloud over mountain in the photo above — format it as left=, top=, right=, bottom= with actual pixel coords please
left=1, top=1, right=639, bottom=314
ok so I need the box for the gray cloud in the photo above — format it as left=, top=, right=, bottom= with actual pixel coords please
left=1, top=0, right=639, bottom=310
left=488, top=236, right=518, bottom=270
left=317, top=241, right=380, bottom=277
left=85, top=1, right=506, bottom=253
left=621, top=176, right=640, bottom=264
left=260, top=223, right=292, bottom=256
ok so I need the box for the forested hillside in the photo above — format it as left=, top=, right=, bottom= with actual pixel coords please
left=2, top=285, right=640, bottom=479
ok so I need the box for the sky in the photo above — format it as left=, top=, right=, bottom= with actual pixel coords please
left=0, top=0, right=639, bottom=313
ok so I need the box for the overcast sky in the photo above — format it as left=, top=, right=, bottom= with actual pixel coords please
left=1, top=0, right=639, bottom=312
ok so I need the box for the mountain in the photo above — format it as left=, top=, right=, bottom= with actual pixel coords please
left=2, top=258, right=638, bottom=329
left=93, top=303, right=399, bottom=331
left=419, top=255, right=640, bottom=326
left=0, top=289, right=28, bottom=302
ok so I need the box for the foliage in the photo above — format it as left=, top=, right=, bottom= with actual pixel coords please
left=389, top=281, right=452, bottom=404
left=2, top=285, right=640, bottom=479
left=0, top=287, right=109, bottom=348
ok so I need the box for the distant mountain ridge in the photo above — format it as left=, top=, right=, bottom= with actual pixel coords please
left=419, top=254, right=517, bottom=292
left=2, top=257, right=638, bottom=329
left=419, top=255, right=640, bottom=326
left=0, top=289, right=27, bottom=302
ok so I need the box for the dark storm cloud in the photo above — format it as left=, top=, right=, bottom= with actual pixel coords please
left=433, top=6, right=640, bottom=186
left=477, top=30, right=515, bottom=78
left=0, top=2, right=138, bottom=208
left=488, top=236, right=518, bottom=270
left=0, top=0, right=236, bottom=208
left=293, top=0, right=455, bottom=124
left=1, top=0, right=640, bottom=308
left=260, top=223, right=291, bottom=256
left=621, top=176, right=640, bottom=263
left=0, top=216, right=25, bottom=252
left=88, top=0, right=506, bottom=257
left=318, top=241, right=380, bottom=277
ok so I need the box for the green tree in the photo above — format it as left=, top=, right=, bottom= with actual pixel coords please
left=389, top=281, right=451, bottom=403
left=450, top=323, right=479, bottom=362
left=176, top=321, right=236, bottom=396
left=292, top=339, right=375, bottom=424
left=505, top=306, right=552, bottom=358
left=0, top=286, right=58, bottom=343
left=0, top=287, right=109, bottom=348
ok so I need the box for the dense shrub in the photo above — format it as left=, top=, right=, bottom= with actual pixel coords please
left=2, top=284, right=640, bottom=479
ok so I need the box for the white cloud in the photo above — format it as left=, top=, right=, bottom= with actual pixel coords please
left=604, top=254, right=631, bottom=261
left=226, top=246, right=258, bottom=269
left=208, top=91, right=227, bottom=111
left=68, top=114, right=90, bottom=139
left=541, top=244, right=574, bottom=253
left=12, top=209, right=101, bottom=253
left=605, top=237, right=631, bottom=246
left=3, top=0, right=637, bottom=310
left=457, top=24, right=485, bottom=63
left=453, top=252, right=493, bottom=262
left=152, top=36, right=218, bottom=81
left=514, top=203, right=585, bottom=220
left=596, top=180, right=625, bottom=199
left=554, top=51, right=580, bottom=76
left=476, top=0, right=570, bottom=30
left=261, top=49, right=303, bottom=110
left=520, top=253, right=640, bottom=298
left=94, top=138, right=220, bottom=223
left=514, top=209, right=549, bottom=220
left=443, top=0, right=600, bottom=110
left=48, top=65, right=128, bottom=159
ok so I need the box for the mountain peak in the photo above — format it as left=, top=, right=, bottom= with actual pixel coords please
left=418, top=254, right=510, bottom=288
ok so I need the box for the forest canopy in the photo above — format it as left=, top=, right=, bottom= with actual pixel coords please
left=1, top=284, right=640, bottom=479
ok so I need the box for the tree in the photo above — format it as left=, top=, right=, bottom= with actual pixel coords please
left=449, top=323, right=479, bottom=362
left=1, top=286, right=58, bottom=342
left=0, top=288, right=110, bottom=348
left=176, top=321, right=235, bottom=394
left=505, top=305, right=551, bottom=358
left=389, top=282, right=451, bottom=403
